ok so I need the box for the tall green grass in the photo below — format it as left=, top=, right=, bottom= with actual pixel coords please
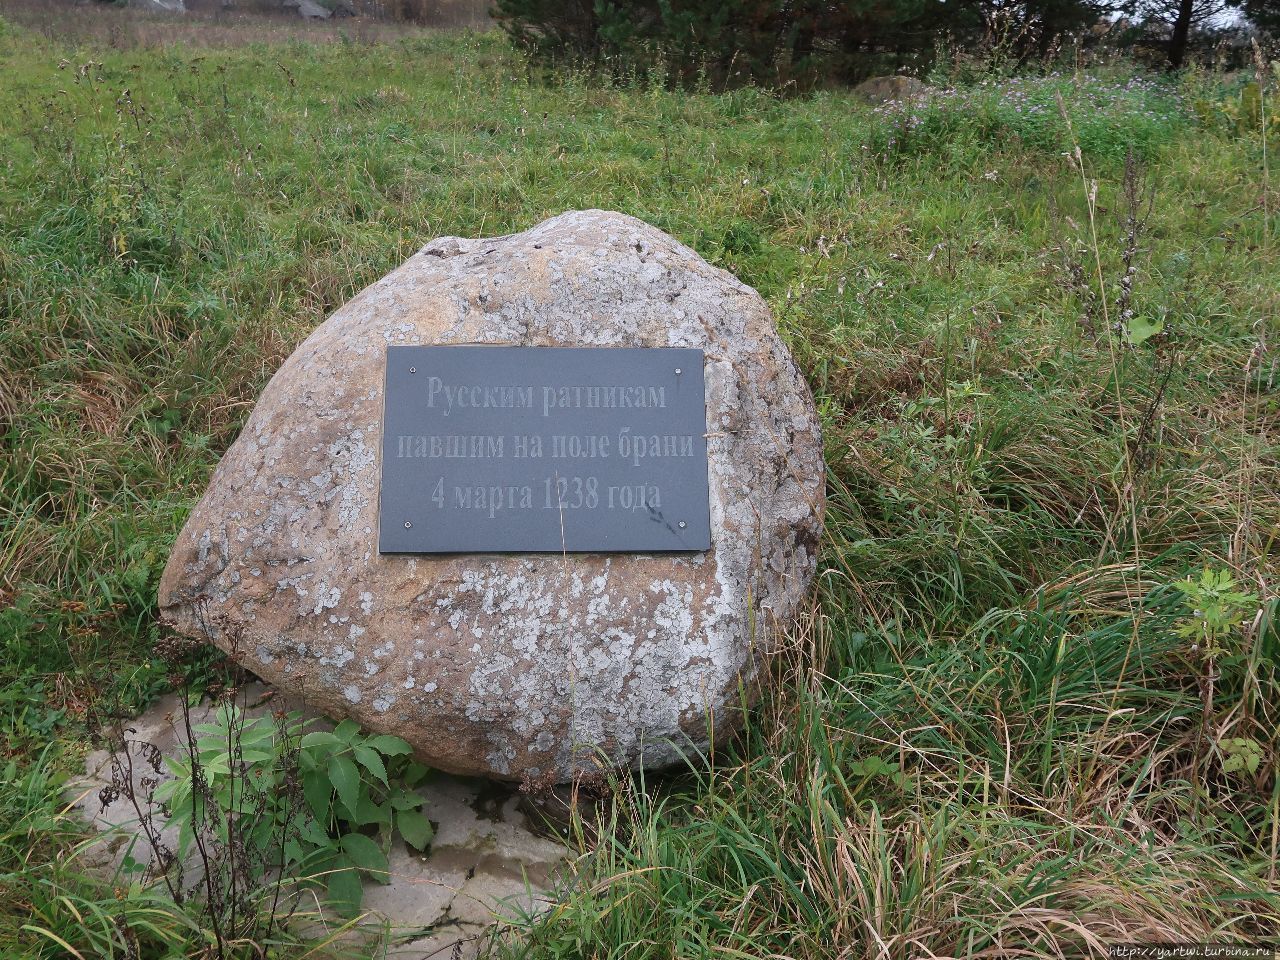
left=0, top=14, right=1276, bottom=958
left=504, top=577, right=1278, bottom=958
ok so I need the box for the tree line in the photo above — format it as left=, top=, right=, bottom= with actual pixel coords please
left=492, top=0, right=1279, bottom=84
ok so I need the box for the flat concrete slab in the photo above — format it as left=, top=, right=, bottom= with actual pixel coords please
left=68, top=684, right=569, bottom=957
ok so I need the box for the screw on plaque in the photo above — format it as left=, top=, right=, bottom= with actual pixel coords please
left=404, top=521, right=412, bottom=528
left=678, top=521, right=687, bottom=529
left=409, top=367, right=417, bottom=374
left=674, top=368, right=682, bottom=375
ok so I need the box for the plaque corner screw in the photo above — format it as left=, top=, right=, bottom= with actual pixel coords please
left=678, top=521, right=687, bottom=529
left=674, top=367, right=682, bottom=375
left=404, top=521, right=413, bottom=528
left=409, top=366, right=417, bottom=374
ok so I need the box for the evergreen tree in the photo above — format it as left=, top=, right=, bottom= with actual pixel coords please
left=1238, top=0, right=1280, bottom=33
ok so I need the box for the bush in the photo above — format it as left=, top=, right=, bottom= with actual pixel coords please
left=152, top=705, right=435, bottom=916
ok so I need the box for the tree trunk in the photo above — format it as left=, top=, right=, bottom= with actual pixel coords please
left=1168, top=0, right=1195, bottom=68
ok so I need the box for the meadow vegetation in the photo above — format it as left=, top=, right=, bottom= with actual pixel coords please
left=0, top=9, right=1278, bottom=957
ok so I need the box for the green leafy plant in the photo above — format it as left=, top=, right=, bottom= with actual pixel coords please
left=1193, top=68, right=1280, bottom=142
left=1123, top=311, right=1165, bottom=347
left=847, top=755, right=910, bottom=792
left=1218, top=736, right=1264, bottom=777
left=1174, top=568, right=1260, bottom=790
left=155, top=705, right=434, bottom=915
left=1174, top=568, right=1258, bottom=664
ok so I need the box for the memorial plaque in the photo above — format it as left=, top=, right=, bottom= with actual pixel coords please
left=377, top=346, right=711, bottom=553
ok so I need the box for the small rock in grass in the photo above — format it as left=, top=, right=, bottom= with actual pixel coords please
left=854, top=75, right=929, bottom=104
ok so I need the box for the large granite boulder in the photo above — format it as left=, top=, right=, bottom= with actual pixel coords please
left=159, top=210, right=824, bottom=782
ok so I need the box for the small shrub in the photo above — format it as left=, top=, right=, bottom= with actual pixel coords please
left=1189, top=62, right=1280, bottom=143
left=153, top=704, right=434, bottom=916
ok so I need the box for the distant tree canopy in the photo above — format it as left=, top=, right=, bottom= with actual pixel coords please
left=497, top=0, right=921, bottom=83
left=1240, top=0, right=1280, bottom=32
left=493, top=0, right=1109, bottom=82
left=492, top=0, right=1278, bottom=80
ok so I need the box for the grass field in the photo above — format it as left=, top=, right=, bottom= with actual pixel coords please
left=1, top=8, right=1278, bottom=958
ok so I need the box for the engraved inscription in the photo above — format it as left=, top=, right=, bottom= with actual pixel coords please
left=378, top=347, right=711, bottom=553
left=421, top=377, right=668, bottom=417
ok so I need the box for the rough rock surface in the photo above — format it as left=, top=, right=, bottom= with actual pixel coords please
left=158, top=210, right=824, bottom=782
left=295, top=0, right=332, bottom=18
left=129, top=0, right=186, bottom=11
left=853, top=75, right=928, bottom=104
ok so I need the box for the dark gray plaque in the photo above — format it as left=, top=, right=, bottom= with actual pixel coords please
left=377, top=346, right=711, bottom=553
